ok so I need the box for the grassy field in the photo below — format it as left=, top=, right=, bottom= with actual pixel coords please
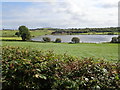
left=0, top=37, right=22, bottom=40
left=30, top=30, right=53, bottom=37
left=1, top=30, right=119, bottom=62
left=0, top=30, right=53, bottom=37
left=0, top=30, right=17, bottom=37
left=2, top=41, right=118, bottom=62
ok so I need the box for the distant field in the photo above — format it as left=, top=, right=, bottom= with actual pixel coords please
left=0, top=30, right=17, bottom=37
left=30, top=30, right=53, bottom=37
left=0, top=30, right=118, bottom=37
left=0, top=30, right=53, bottom=37
left=2, top=41, right=118, bottom=62
left=0, top=37, right=22, bottom=40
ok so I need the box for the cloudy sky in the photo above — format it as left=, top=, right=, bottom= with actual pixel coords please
left=1, top=0, right=119, bottom=29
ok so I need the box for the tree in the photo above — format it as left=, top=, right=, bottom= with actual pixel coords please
left=118, top=35, right=120, bottom=43
left=15, top=32, right=20, bottom=37
left=71, top=37, right=80, bottom=43
left=43, top=37, right=51, bottom=42
left=111, top=37, right=118, bottom=43
left=55, top=38, right=61, bottom=43
left=18, top=26, right=31, bottom=41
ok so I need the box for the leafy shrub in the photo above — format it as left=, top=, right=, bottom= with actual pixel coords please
left=43, top=37, right=51, bottom=42
left=111, top=36, right=120, bottom=43
left=2, top=46, right=120, bottom=89
left=55, top=38, right=61, bottom=43
left=118, top=35, right=120, bottom=43
left=71, top=37, right=80, bottom=43
left=111, top=37, right=118, bottom=43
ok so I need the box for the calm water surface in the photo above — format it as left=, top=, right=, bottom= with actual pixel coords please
left=31, top=35, right=118, bottom=43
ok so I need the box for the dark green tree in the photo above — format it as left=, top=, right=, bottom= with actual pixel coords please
left=18, top=26, right=31, bottom=41
left=15, top=32, right=20, bottom=37
left=71, top=37, right=80, bottom=43
left=43, top=37, right=51, bottom=42
left=55, top=38, right=61, bottom=43
left=117, top=35, right=120, bottom=43
left=111, top=37, right=118, bottom=43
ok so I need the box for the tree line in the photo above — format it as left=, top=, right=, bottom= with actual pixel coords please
left=51, top=27, right=118, bottom=34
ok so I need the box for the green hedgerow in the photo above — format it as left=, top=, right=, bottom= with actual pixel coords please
left=2, top=46, right=120, bottom=89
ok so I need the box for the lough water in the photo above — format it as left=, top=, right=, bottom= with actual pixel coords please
left=31, top=35, right=118, bottom=43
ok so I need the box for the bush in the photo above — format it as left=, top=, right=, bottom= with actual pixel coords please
left=111, top=36, right=120, bottom=43
left=107, top=32, right=114, bottom=35
left=55, top=38, right=61, bottom=43
left=71, top=37, right=80, bottom=43
left=43, top=37, right=51, bottom=42
left=118, top=35, right=120, bottom=43
left=2, top=46, right=120, bottom=89
left=111, top=37, right=118, bottom=43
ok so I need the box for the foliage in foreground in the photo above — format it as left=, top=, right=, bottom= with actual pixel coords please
left=2, top=46, right=120, bottom=89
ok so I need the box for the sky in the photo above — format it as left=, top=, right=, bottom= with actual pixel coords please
left=1, top=0, right=120, bottom=29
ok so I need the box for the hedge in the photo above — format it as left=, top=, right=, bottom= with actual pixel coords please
left=2, top=46, right=120, bottom=89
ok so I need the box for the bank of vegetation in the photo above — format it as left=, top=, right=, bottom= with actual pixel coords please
left=2, top=46, right=120, bottom=89
left=51, top=27, right=118, bottom=35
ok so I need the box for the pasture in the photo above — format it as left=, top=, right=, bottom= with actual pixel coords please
left=1, top=30, right=119, bottom=62
left=0, top=30, right=53, bottom=37
left=2, top=41, right=118, bottom=62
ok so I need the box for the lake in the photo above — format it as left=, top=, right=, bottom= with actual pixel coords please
left=31, top=35, right=118, bottom=43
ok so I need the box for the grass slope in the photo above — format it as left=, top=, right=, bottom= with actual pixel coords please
left=0, top=30, right=53, bottom=37
left=2, top=41, right=118, bottom=62
left=0, top=37, right=22, bottom=40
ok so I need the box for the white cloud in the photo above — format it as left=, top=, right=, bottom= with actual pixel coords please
left=2, top=0, right=119, bottom=29
left=2, top=0, right=64, bottom=2
left=64, top=0, right=118, bottom=27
